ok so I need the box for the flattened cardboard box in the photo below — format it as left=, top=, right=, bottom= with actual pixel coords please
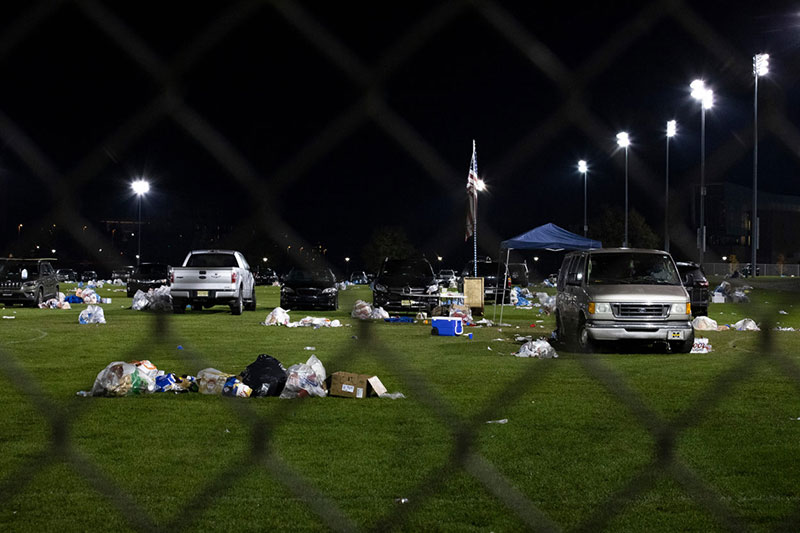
left=329, top=372, right=386, bottom=399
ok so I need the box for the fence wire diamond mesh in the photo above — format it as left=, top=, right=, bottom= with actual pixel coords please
left=1, top=1, right=799, bottom=531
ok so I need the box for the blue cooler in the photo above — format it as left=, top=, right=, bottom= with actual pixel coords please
left=432, top=316, right=463, bottom=336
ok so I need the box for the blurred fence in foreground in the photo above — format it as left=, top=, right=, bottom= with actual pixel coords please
left=1, top=1, right=799, bottom=532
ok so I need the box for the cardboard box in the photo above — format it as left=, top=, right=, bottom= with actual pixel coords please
left=328, top=372, right=386, bottom=399
left=711, top=293, right=726, bottom=303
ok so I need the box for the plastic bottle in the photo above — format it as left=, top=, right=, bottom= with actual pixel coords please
left=303, top=346, right=316, bottom=351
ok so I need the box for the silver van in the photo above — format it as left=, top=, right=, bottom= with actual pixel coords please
left=555, top=248, right=694, bottom=352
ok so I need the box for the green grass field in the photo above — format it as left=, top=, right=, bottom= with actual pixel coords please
left=2, top=279, right=800, bottom=531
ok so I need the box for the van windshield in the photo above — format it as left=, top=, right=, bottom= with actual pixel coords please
left=587, top=253, right=681, bottom=285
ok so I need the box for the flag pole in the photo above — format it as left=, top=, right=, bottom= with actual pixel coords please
left=473, top=140, right=478, bottom=277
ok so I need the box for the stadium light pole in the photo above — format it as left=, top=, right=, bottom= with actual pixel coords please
left=578, top=160, right=588, bottom=237
left=752, top=53, right=769, bottom=277
left=131, top=179, right=150, bottom=266
left=665, top=120, right=677, bottom=252
left=690, top=80, right=713, bottom=265
left=616, top=132, right=630, bottom=247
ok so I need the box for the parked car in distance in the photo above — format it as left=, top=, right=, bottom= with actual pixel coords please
left=280, top=267, right=338, bottom=310
left=373, top=257, right=438, bottom=314
left=127, top=263, right=171, bottom=298
left=112, top=266, right=135, bottom=282
left=676, top=261, right=710, bottom=317
left=507, top=262, right=530, bottom=287
left=349, top=271, right=369, bottom=285
left=0, top=258, right=59, bottom=307
left=81, top=270, right=98, bottom=282
left=461, top=260, right=511, bottom=303
left=254, top=265, right=279, bottom=285
left=56, top=268, right=78, bottom=282
left=437, top=269, right=458, bottom=287
left=555, top=248, right=693, bottom=353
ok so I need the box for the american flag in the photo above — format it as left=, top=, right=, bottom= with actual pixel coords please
left=465, top=140, right=478, bottom=241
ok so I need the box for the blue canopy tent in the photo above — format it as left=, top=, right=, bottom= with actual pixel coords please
left=495, top=223, right=601, bottom=323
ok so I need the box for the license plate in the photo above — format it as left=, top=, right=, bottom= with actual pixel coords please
left=668, top=330, right=684, bottom=340
left=197, top=290, right=208, bottom=297
left=2, top=293, right=11, bottom=297
left=401, top=299, right=412, bottom=307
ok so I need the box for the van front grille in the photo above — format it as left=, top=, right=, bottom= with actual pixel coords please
left=612, top=303, right=669, bottom=318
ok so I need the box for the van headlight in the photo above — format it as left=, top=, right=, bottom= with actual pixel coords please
left=670, top=303, right=691, bottom=315
left=588, top=302, right=611, bottom=314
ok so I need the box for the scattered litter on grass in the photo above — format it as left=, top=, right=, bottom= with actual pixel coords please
left=691, top=338, right=713, bottom=353
left=3, top=316, right=15, bottom=319
left=474, top=318, right=494, bottom=327
left=287, top=316, right=341, bottom=328
left=779, top=310, right=788, bottom=315
left=486, top=418, right=508, bottom=424
left=395, top=498, right=409, bottom=505
left=514, top=339, right=558, bottom=359
left=775, top=327, right=796, bottom=331
left=380, top=392, right=405, bottom=399
left=304, top=346, right=315, bottom=351
left=514, top=335, right=532, bottom=342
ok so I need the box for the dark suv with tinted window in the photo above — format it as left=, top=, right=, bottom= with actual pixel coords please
left=373, top=257, right=438, bottom=313
left=676, top=261, right=710, bottom=317
left=0, top=258, right=60, bottom=307
left=127, top=263, right=172, bottom=297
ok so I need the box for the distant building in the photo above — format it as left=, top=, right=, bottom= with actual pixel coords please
left=697, top=183, right=800, bottom=263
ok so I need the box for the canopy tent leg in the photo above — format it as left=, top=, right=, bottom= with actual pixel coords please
left=498, top=248, right=511, bottom=325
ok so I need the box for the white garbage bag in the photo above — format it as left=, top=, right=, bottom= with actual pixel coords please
left=79, top=304, right=106, bottom=324
left=263, top=307, right=291, bottom=326
left=692, top=316, right=718, bottom=331
left=132, top=289, right=150, bottom=311
left=733, top=318, right=760, bottom=331
left=514, top=339, right=558, bottom=359
left=352, top=300, right=373, bottom=319
left=280, top=355, right=328, bottom=398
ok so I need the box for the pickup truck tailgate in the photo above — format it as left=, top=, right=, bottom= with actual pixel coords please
left=172, top=268, right=236, bottom=291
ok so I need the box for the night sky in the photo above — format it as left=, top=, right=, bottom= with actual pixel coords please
left=0, top=1, right=798, bottom=275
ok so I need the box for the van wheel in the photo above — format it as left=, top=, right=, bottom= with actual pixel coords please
left=576, top=318, right=594, bottom=353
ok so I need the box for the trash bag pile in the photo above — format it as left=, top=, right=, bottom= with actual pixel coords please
left=448, top=303, right=473, bottom=325
left=39, top=292, right=71, bottom=310
left=132, top=287, right=172, bottom=312
left=510, top=287, right=531, bottom=307
left=514, top=339, right=558, bottom=359
left=81, top=354, right=329, bottom=399
left=713, top=281, right=751, bottom=303
left=260, top=307, right=342, bottom=328
left=351, top=300, right=389, bottom=320
left=533, top=292, right=556, bottom=314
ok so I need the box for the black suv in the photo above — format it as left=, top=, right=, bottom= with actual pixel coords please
left=254, top=265, right=279, bottom=285
left=373, top=257, right=438, bottom=314
left=127, top=263, right=172, bottom=297
left=280, top=267, right=338, bottom=310
left=676, top=261, right=710, bottom=317
left=56, top=268, right=77, bottom=282
left=0, top=258, right=60, bottom=307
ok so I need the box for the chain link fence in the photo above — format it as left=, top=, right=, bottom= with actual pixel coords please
left=2, top=1, right=800, bottom=530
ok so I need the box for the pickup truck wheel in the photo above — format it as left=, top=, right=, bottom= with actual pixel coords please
left=230, top=291, right=243, bottom=315
left=245, top=287, right=257, bottom=311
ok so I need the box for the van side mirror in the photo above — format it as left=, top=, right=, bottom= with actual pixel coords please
left=566, top=272, right=582, bottom=285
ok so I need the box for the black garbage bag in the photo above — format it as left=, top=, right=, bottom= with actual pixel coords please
left=240, top=354, right=287, bottom=397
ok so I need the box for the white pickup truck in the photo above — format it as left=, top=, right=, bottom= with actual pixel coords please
left=170, top=250, right=256, bottom=315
